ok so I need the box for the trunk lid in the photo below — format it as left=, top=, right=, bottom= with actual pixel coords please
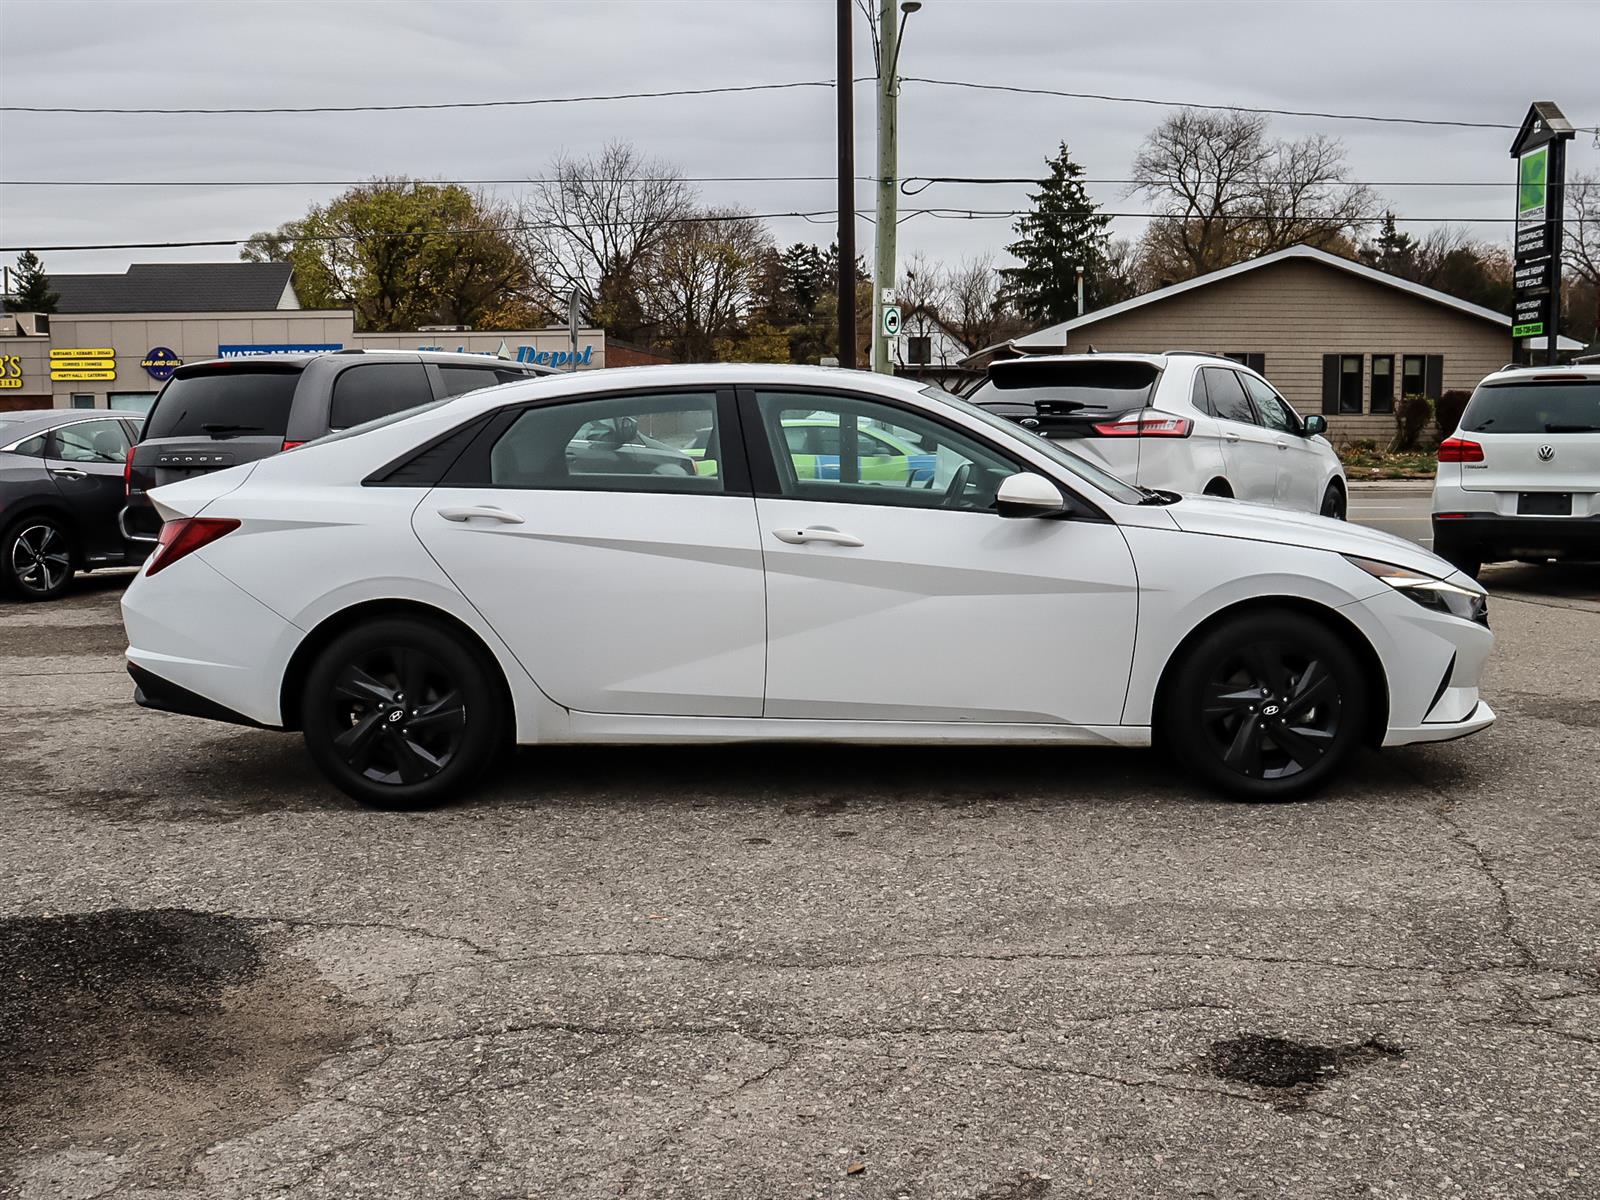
left=1456, top=377, right=1600, bottom=495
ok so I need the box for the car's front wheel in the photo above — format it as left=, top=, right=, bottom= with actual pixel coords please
left=1, top=515, right=75, bottom=601
left=301, top=618, right=503, bottom=808
left=1320, top=481, right=1347, bottom=520
left=1160, top=610, right=1368, bottom=801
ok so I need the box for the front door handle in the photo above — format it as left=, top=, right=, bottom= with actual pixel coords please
left=771, top=526, right=864, bottom=547
left=1275, top=439, right=1290, bottom=450
left=437, top=505, right=525, bottom=524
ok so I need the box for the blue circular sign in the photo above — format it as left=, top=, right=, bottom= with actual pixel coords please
left=141, top=346, right=182, bottom=381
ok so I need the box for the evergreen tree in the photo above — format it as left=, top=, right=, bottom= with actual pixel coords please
left=1358, top=213, right=1421, bottom=280
left=999, top=144, right=1112, bottom=323
left=11, top=250, right=58, bottom=313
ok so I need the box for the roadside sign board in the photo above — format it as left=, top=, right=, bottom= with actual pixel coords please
left=1509, top=102, right=1574, bottom=363
left=50, top=348, right=116, bottom=381
left=881, top=305, right=902, bottom=338
left=50, top=370, right=117, bottom=382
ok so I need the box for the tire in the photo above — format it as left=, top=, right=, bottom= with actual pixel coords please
left=1159, top=610, right=1368, bottom=802
left=1, top=515, right=75, bottom=602
left=301, top=617, right=503, bottom=808
left=1319, top=481, right=1347, bottom=521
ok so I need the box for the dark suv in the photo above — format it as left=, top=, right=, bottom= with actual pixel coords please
left=122, top=349, right=553, bottom=542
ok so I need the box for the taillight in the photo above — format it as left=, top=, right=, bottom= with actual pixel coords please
left=123, top=446, right=136, bottom=496
left=281, top=439, right=305, bottom=452
left=1437, top=437, right=1484, bottom=463
left=1092, top=412, right=1192, bottom=437
left=145, top=517, right=240, bottom=576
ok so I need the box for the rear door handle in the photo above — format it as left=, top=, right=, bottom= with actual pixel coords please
left=51, top=466, right=86, bottom=478
left=1223, top=431, right=1241, bottom=442
left=437, top=505, right=525, bottom=524
left=771, top=526, right=864, bottom=547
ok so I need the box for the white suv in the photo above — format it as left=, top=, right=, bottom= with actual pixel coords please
left=969, top=353, right=1347, bottom=517
left=1431, top=364, right=1600, bottom=576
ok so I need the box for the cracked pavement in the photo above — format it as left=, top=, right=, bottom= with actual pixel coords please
left=1, top=566, right=1597, bottom=1199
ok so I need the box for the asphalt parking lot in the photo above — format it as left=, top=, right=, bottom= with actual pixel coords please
left=3, top=493, right=1598, bottom=1199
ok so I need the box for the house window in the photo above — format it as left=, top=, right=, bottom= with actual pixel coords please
left=1370, top=355, right=1395, bottom=413
left=1224, top=352, right=1265, bottom=375
left=906, top=336, right=932, bottom=366
left=1321, top=355, right=1363, bottom=414
left=70, top=393, right=95, bottom=409
left=1401, top=355, right=1426, bottom=402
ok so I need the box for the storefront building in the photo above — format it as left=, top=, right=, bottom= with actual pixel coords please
left=0, top=262, right=606, bottom=414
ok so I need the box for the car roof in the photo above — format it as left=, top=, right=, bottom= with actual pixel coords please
left=172, top=349, right=558, bottom=373
left=1477, top=364, right=1600, bottom=386
left=0, top=409, right=126, bottom=440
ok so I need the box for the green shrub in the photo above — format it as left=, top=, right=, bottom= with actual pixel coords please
left=1434, top=389, right=1471, bottom=438
left=1390, top=392, right=1433, bottom=452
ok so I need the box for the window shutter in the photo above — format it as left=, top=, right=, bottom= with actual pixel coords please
left=1321, top=354, right=1340, bottom=415
left=1424, top=355, right=1444, bottom=400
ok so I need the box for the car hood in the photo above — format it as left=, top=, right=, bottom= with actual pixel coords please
left=1164, top=496, right=1453, bottom=577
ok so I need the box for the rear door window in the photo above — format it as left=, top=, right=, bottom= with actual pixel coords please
left=330, top=362, right=435, bottom=429
left=1202, top=368, right=1258, bottom=425
left=52, top=419, right=131, bottom=463
left=1459, top=381, right=1600, bottom=434
left=143, top=366, right=302, bottom=439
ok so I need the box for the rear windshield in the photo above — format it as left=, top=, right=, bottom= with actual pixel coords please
left=970, top=360, right=1159, bottom=415
left=1459, top=380, right=1600, bottom=435
left=143, top=365, right=302, bottom=439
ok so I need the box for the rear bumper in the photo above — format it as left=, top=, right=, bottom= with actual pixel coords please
left=1432, top=513, right=1600, bottom=559
left=129, top=662, right=270, bottom=728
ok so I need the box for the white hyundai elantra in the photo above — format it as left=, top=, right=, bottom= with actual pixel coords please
left=121, top=363, right=1494, bottom=808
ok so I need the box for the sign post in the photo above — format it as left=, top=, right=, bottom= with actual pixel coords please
left=1509, top=102, right=1575, bottom=365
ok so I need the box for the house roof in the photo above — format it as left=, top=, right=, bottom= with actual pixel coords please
left=1008, top=244, right=1585, bottom=353
left=51, top=262, right=295, bottom=313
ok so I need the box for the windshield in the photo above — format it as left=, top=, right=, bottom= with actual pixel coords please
left=971, top=360, right=1158, bottom=416
left=144, top=365, right=301, bottom=439
left=1459, top=380, right=1600, bottom=434
left=921, top=385, right=1148, bottom=505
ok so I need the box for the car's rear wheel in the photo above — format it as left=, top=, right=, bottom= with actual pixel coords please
left=1, top=515, right=75, bottom=602
left=301, top=618, right=502, bottom=808
left=1160, top=610, right=1367, bottom=801
left=1320, top=481, right=1347, bottom=520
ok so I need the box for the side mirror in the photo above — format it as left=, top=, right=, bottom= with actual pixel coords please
left=995, top=472, right=1066, bottom=518
left=1303, top=414, right=1328, bottom=436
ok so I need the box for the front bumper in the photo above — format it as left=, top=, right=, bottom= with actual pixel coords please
left=1381, top=699, right=1496, bottom=747
left=1432, top=513, right=1600, bottom=560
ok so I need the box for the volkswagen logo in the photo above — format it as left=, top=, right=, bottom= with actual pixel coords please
left=1538, top=445, right=1556, bottom=462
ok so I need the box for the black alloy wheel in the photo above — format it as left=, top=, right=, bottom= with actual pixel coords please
left=1162, top=610, right=1367, bottom=801
left=2, top=517, right=74, bottom=601
left=302, top=618, right=502, bottom=808
left=1320, top=482, right=1347, bottom=521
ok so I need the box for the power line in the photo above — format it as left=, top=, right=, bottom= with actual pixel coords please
left=0, top=208, right=1535, bottom=255
left=0, top=80, right=833, bottom=115
left=0, top=175, right=1526, bottom=189
left=903, top=77, right=1600, bottom=135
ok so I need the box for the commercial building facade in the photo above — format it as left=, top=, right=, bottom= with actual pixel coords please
left=979, top=245, right=1583, bottom=443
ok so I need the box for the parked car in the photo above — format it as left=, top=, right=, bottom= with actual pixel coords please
left=121, top=349, right=555, bottom=544
left=1432, top=364, right=1600, bottom=576
left=969, top=353, right=1348, bottom=518
left=1, top=409, right=145, bottom=600
left=122, top=364, right=1493, bottom=809
left=686, top=416, right=935, bottom=483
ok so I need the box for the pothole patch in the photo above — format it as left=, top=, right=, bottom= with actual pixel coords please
left=0, top=907, right=363, bottom=1184
left=1201, top=1033, right=1404, bottom=1095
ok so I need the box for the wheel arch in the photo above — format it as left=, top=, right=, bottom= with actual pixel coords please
left=1202, top=477, right=1233, bottom=498
left=278, top=597, right=517, bottom=735
left=1152, top=595, right=1390, bottom=748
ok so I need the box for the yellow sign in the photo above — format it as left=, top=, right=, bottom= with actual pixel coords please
left=1, top=354, right=22, bottom=381
left=50, top=347, right=116, bottom=360
left=50, top=369, right=117, bottom=382
left=0, top=378, right=22, bottom=390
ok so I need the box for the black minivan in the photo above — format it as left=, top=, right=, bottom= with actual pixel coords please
left=122, top=349, right=552, bottom=543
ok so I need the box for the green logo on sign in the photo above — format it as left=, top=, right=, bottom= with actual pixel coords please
left=1518, top=147, right=1548, bottom=218
left=1512, top=321, right=1545, bottom=338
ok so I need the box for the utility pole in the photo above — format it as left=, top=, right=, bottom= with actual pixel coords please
left=871, top=1, right=919, bottom=373
left=835, top=0, right=856, bottom=369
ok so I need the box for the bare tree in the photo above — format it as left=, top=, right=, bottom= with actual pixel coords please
left=1567, top=171, right=1600, bottom=339
left=648, top=209, right=772, bottom=362
left=943, top=254, right=1022, bottom=350
left=1130, top=109, right=1374, bottom=279
left=898, top=252, right=947, bottom=319
left=518, top=142, right=694, bottom=339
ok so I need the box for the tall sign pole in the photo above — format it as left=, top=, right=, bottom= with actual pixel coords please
left=871, top=0, right=900, bottom=374
left=1510, top=101, right=1575, bottom=365
left=836, top=0, right=856, bottom=370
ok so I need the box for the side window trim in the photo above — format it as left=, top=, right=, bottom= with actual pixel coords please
left=437, top=385, right=751, bottom=495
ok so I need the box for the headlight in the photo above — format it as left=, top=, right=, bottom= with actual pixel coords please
left=1345, top=556, right=1488, bottom=625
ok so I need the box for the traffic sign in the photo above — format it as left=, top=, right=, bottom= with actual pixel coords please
left=881, top=305, right=902, bottom=338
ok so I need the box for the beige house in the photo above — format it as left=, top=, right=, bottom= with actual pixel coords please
left=985, top=245, right=1583, bottom=443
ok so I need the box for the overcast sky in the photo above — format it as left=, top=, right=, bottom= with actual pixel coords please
left=2, top=0, right=1597, bottom=279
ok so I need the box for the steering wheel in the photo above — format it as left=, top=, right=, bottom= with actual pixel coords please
left=939, top=462, right=973, bottom=508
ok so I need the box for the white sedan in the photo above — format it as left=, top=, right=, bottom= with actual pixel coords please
left=121, top=364, right=1493, bottom=808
